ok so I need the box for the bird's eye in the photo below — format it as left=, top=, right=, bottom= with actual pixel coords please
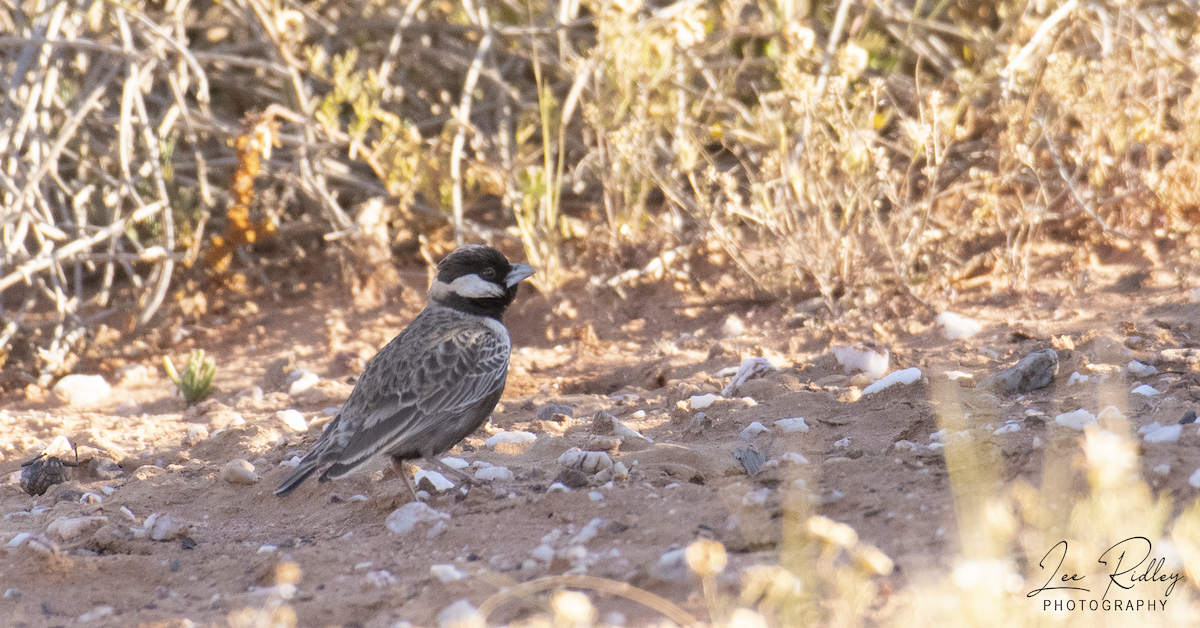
left=479, top=268, right=496, bottom=280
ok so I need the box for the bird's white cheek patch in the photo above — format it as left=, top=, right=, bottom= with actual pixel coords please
left=445, top=274, right=505, bottom=299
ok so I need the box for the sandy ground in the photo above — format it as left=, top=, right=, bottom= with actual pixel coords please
left=1, top=251, right=1199, bottom=627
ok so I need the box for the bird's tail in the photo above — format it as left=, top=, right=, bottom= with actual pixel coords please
left=274, top=454, right=323, bottom=497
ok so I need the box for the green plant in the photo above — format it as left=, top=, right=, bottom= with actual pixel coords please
left=164, top=349, right=217, bottom=406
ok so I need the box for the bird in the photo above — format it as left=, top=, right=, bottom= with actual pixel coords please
left=274, top=244, right=534, bottom=498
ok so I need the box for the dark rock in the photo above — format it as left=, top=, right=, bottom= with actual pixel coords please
left=554, top=468, right=589, bottom=489
left=975, top=349, right=1058, bottom=395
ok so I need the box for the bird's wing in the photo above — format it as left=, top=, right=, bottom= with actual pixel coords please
left=327, top=322, right=509, bottom=471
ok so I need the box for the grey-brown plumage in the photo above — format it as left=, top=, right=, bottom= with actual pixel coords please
left=275, top=245, right=534, bottom=497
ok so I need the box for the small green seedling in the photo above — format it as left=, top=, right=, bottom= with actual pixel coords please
left=164, top=349, right=217, bottom=406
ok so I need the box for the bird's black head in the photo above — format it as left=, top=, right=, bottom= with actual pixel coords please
left=427, top=245, right=535, bottom=319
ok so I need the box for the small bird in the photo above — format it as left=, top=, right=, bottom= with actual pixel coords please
left=274, top=244, right=534, bottom=498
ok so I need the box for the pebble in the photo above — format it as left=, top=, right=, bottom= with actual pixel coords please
left=1182, top=410, right=1197, bottom=425
left=570, top=518, right=606, bottom=545
left=1127, top=360, right=1157, bottom=378
left=277, top=409, right=308, bottom=432
left=894, top=440, right=919, bottom=452
left=473, top=466, right=514, bottom=482
left=558, top=448, right=614, bottom=474
left=279, top=456, right=302, bottom=468
left=739, top=422, right=769, bottom=439
left=993, top=421, right=1021, bottom=435
left=1190, top=469, right=1200, bottom=489
left=365, top=570, right=396, bottom=588
left=142, top=513, right=190, bottom=541
left=530, top=544, right=555, bottom=562
left=221, top=459, right=259, bottom=485
left=236, top=386, right=264, bottom=402
left=52, top=374, right=111, bottom=408
left=975, top=349, right=1058, bottom=395
left=437, top=599, right=484, bottom=628
left=386, top=502, right=450, bottom=534
left=1067, top=372, right=1089, bottom=386
left=780, top=452, right=809, bottom=464
left=1153, top=463, right=1171, bottom=475
left=431, top=564, right=467, bottom=583
left=589, top=491, right=604, bottom=501
left=1131, top=385, right=1160, bottom=397
left=774, top=418, right=809, bottom=433
left=936, top=312, right=982, bottom=340
left=414, top=470, right=455, bottom=493
left=547, top=482, right=570, bottom=493
left=723, top=314, right=747, bottom=337
left=485, top=430, right=536, bottom=448
left=536, top=404, right=573, bottom=422
left=832, top=345, right=890, bottom=380
left=862, top=367, right=922, bottom=395
left=1144, top=424, right=1182, bottom=443
left=689, top=394, right=719, bottom=410
left=6, top=532, right=31, bottom=547
left=79, top=606, right=114, bottom=622
left=731, top=445, right=766, bottom=475
left=1055, top=409, right=1097, bottom=430
left=288, top=372, right=321, bottom=396
left=440, top=457, right=469, bottom=469
left=183, top=424, right=209, bottom=446
left=652, top=548, right=692, bottom=582
left=811, top=489, right=845, bottom=505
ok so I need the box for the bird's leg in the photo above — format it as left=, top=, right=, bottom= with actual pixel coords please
left=390, top=457, right=420, bottom=503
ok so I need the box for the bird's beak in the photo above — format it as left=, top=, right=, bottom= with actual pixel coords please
left=506, top=263, right=535, bottom=287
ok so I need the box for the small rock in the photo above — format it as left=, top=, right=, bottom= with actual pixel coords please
left=723, top=315, right=747, bottom=337
left=1144, top=424, right=1182, bottom=444
left=537, top=404, right=574, bottom=422
left=143, top=513, right=190, bottom=541
left=1152, top=463, right=1171, bottom=475
left=47, top=516, right=108, bottom=541
left=473, top=466, right=514, bottom=482
left=1054, top=409, right=1097, bottom=430
left=52, top=375, right=111, bottom=408
left=1181, top=410, right=1197, bottom=425
left=89, top=457, right=123, bottom=480
left=288, top=372, right=321, bottom=396
left=739, top=422, right=769, bottom=439
left=975, top=349, right=1058, bottom=395
left=79, top=606, right=114, bottom=622
left=1126, top=360, right=1157, bottom=378
left=862, top=367, right=922, bottom=395
left=553, top=469, right=589, bottom=488
left=558, top=448, right=614, bottom=474
left=1190, top=469, right=1200, bottom=489
left=651, top=548, right=692, bottom=582
left=1131, top=385, right=1160, bottom=397
left=236, top=386, right=264, bottom=402
left=183, top=424, right=209, bottom=446
left=832, top=345, right=890, bottom=380
left=774, top=417, right=809, bottom=433
left=684, top=412, right=712, bottom=437
left=365, top=570, right=396, bottom=588
left=721, top=357, right=776, bottom=396
left=387, top=502, right=450, bottom=534
left=221, top=459, right=259, bottom=485
left=689, top=394, right=719, bottom=410
left=936, top=312, right=982, bottom=340
left=414, top=470, right=455, bottom=493
left=438, top=599, right=485, bottom=628
left=277, top=409, right=308, bottom=431
left=485, top=431, right=537, bottom=455
left=431, top=564, right=468, bottom=583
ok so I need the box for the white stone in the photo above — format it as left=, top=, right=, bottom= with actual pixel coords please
left=833, top=437, right=851, bottom=448
left=1153, top=463, right=1171, bottom=475
left=1127, top=360, right=1157, bottom=378
left=780, top=452, right=809, bottom=464
left=570, top=518, right=606, bottom=545
left=365, top=570, right=396, bottom=588
left=52, top=375, right=111, bottom=408
left=1190, top=469, right=1200, bottom=489
left=689, top=394, right=719, bottom=410
left=1054, top=409, right=1097, bottom=430
left=993, top=421, right=1021, bottom=435
left=723, top=314, right=747, bottom=337
left=279, top=456, right=302, bottom=468
left=386, top=502, right=449, bottom=534
left=740, top=422, right=769, bottom=439
left=484, top=431, right=536, bottom=447
left=721, top=357, right=776, bottom=395
left=1097, top=406, right=1127, bottom=421
left=944, top=370, right=973, bottom=380
left=774, top=418, right=809, bottom=433
left=430, top=564, right=467, bottom=583
left=832, top=345, right=890, bottom=380
left=589, top=491, right=604, bottom=501
left=79, top=606, right=114, bottom=622
left=1132, top=385, right=1160, bottom=397
left=1066, top=371, right=1089, bottom=386
left=894, top=440, right=919, bottom=452
left=47, top=516, right=108, bottom=541
left=558, top=448, right=613, bottom=474
left=184, top=424, right=209, bottom=445
left=288, top=371, right=321, bottom=396
left=221, top=459, right=259, bottom=485
left=1138, top=422, right=1163, bottom=435
left=440, top=457, right=469, bottom=469
left=530, top=544, right=555, bottom=562
left=277, top=409, right=308, bottom=431
left=414, top=470, right=455, bottom=492
left=437, top=599, right=484, bottom=628
left=936, top=312, right=982, bottom=340
left=547, top=482, right=570, bottom=493
left=144, top=513, right=190, bottom=541
left=1144, top=424, right=1182, bottom=444
left=862, top=367, right=922, bottom=395
left=742, top=488, right=770, bottom=506
left=473, top=466, right=513, bottom=481
left=3, top=532, right=27, bottom=547
left=652, top=548, right=691, bottom=582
